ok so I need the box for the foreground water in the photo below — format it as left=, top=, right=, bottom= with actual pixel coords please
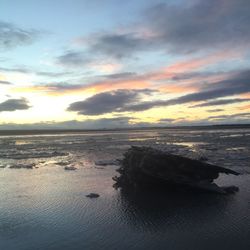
left=0, top=128, right=250, bottom=250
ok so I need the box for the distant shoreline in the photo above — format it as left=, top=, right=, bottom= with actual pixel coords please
left=0, top=124, right=249, bottom=136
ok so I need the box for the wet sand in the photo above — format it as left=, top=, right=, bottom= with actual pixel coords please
left=0, top=128, right=250, bottom=250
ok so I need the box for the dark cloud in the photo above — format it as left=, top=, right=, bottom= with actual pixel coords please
left=67, top=89, right=155, bottom=115
left=50, top=117, right=132, bottom=129
left=119, top=100, right=166, bottom=112
left=191, top=98, right=250, bottom=108
left=0, top=66, right=72, bottom=77
left=3, top=116, right=248, bottom=130
left=102, top=72, right=137, bottom=79
left=206, top=109, right=224, bottom=113
left=56, top=50, right=88, bottom=67
left=89, top=33, right=150, bottom=59
left=0, top=66, right=29, bottom=74
left=64, top=68, right=250, bottom=115
left=58, top=31, right=152, bottom=63
left=66, top=0, right=250, bottom=62
left=0, top=117, right=162, bottom=130
left=0, top=21, right=38, bottom=49
left=79, top=117, right=131, bottom=129
left=171, top=71, right=218, bottom=81
left=0, top=80, right=12, bottom=85
left=58, top=32, right=150, bottom=64
left=116, top=69, right=250, bottom=112
left=145, top=0, right=250, bottom=53
left=40, top=82, right=84, bottom=92
left=167, top=69, right=250, bottom=105
left=0, top=117, right=130, bottom=130
left=35, top=71, right=73, bottom=77
left=159, top=118, right=175, bottom=123
left=0, top=98, right=30, bottom=112
left=208, top=112, right=250, bottom=120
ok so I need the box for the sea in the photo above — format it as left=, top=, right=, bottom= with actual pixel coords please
left=0, top=127, right=250, bottom=250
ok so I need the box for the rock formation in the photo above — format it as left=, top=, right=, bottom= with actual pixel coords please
left=113, top=146, right=239, bottom=194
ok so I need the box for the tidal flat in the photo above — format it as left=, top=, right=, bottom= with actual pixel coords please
left=0, top=127, right=250, bottom=250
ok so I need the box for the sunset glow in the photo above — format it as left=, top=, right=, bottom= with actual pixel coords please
left=1, top=0, right=250, bottom=129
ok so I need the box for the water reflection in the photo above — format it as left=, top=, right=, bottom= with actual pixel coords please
left=118, top=186, right=233, bottom=231
left=117, top=187, right=242, bottom=249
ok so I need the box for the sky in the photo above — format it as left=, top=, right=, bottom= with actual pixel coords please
left=0, top=0, right=250, bottom=129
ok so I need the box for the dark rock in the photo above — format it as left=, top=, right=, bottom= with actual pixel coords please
left=9, top=163, right=35, bottom=169
left=52, top=151, right=68, bottom=157
left=198, top=156, right=208, bottom=162
left=64, top=166, right=77, bottom=171
left=56, top=161, right=70, bottom=166
left=113, top=146, right=239, bottom=194
left=95, top=166, right=105, bottom=169
left=86, top=193, right=100, bottom=198
left=95, top=159, right=120, bottom=166
left=222, top=185, right=239, bottom=194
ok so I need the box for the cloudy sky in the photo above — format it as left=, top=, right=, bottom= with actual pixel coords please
left=1, top=0, right=250, bottom=129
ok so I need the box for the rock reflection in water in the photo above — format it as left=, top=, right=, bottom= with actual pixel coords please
left=119, top=187, right=230, bottom=230
left=118, top=187, right=247, bottom=250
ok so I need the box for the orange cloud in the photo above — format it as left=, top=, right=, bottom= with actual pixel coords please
left=13, top=79, right=151, bottom=96
left=164, top=50, right=241, bottom=73
left=82, top=80, right=151, bottom=94
left=132, top=50, right=241, bottom=84
left=159, top=83, right=197, bottom=94
left=240, top=93, right=250, bottom=98
left=239, top=104, right=250, bottom=110
left=13, top=50, right=243, bottom=97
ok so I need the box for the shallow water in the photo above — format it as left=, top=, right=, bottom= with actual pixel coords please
left=0, top=128, right=250, bottom=250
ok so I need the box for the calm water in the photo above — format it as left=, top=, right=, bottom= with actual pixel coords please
left=0, top=128, right=250, bottom=250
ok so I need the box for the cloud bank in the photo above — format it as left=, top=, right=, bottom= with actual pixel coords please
left=67, top=89, right=155, bottom=115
